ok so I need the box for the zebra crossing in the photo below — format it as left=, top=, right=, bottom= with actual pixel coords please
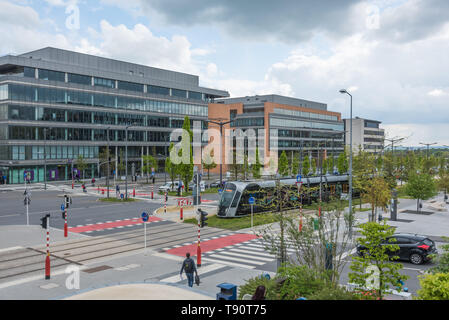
left=201, top=237, right=298, bottom=270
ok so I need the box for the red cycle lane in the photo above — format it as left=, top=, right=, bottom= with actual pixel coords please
left=165, top=233, right=259, bottom=257
left=68, top=216, right=162, bottom=233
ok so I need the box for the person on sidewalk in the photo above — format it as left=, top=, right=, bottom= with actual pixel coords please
left=180, top=252, right=198, bottom=287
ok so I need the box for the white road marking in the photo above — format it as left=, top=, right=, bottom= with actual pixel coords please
left=207, top=254, right=266, bottom=265
left=201, top=257, right=256, bottom=269
left=0, top=246, right=24, bottom=253
left=216, top=251, right=274, bottom=262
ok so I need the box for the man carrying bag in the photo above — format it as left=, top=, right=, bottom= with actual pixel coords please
left=180, top=252, right=199, bottom=287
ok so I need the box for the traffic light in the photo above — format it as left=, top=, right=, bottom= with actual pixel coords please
left=64, top=195, right=71, bottom=208
left=61, top=210, right=66, bottom=219
left=165, top=192, right=168, bottom=202
left=198, top=208, right=208, bottom=228
left=40, top=215, right=49, bottom=229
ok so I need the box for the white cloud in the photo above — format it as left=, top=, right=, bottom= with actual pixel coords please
left=428, top=89, right=448, bottom=97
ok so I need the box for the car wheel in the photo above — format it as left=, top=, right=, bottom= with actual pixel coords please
left=410, top=253, right=423, bottom=265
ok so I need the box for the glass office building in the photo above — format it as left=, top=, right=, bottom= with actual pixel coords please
left=210, top=94, right=345, bottom=172
left=0, top=47, right=229, bottom=184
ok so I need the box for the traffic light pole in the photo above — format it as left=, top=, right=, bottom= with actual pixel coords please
left=196, top=171, right=201, bottom=267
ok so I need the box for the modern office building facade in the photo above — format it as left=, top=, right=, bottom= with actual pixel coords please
left=208, top=94, right=345, bottom=174
left=344, top=117, right=385, bottom=154
left=0, top=47, right=228, bottom=184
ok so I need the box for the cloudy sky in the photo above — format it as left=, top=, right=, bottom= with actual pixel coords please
left=1, top=0, right=448, bottom=146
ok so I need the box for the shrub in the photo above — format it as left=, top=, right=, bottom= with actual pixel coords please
left=276, top=265, right=328, bottom=300
left=415, top=273, right=449, bottom=300
left=308, top=286, right=361, bottom=300
left=237, top=276, right=278, bottom=300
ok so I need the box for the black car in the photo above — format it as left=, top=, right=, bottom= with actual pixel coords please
left=356, top=233, right=438, bottom=265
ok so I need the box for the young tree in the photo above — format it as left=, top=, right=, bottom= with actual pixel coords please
left=279, top=151, right=289, bottom=177
left=117, top=149, right=126, bottom=177
left=76, top=155, right=88, bottom=180
left=437, top=170, right=449, bottom=200
left=302, top=156, right=310, bottom=177
left=202, top=150, right=217, bottom=180
left=353, top=149, right=376, bottom=210
left=405, top=173, right=437, bottom=213
left=364, top=177, right=391, bottom=222
left=337, top=150, right=348, bottom=174
left=165, top=143, right=177, bottom=188
left=142, top=155, right=157, bottom=183
left=311, top=157, right=317, bottom=176
left=349, top=221, right=409, bottom=300
left=251, top=147, right=262, bottom=179
left=177, top=116, right=194, bottom=191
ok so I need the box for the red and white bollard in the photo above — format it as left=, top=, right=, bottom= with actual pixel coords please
left=45, top=217, right=51, bottom=280
left=197, top=222, right=201, bottom=267
left=151, top=184, right=154, bottom=200
left=64, top=209, right=68, bottom=238
left=180, top=201, right=184, bottom=220
left=164, top=192, right=167, bottom=213
left=133, top=188, right=136, bottom=198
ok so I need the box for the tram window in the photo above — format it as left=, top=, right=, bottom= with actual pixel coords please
left=219, top=185, right=236, bottom=208
left=231, top=191, right=241, bottom=208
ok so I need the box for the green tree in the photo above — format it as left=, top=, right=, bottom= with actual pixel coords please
left=349, top=221, right=409, bottom=300
left=337, top=150, right=348, bottom=174
left=165, top=143, right=178, bottom=187
left=429, top=237, right=449, bottom=274
left=279, top=151, right=289, bottom=176
left=142, top=155, right=157, bottom=183
left=302, top=156, right=310, bottom=176
left=251, top=147, right=262, bottom=179
left=364, top=177, right=391, bottom=222
left=117, top=149, right=126, bottom=177
left=311, top=157, right=317, bottom=176
left=415, top=273, right=449, bottom=300
left=405, top=173, right=437, bottom=213
left=202, top=150, right=217, bottom=180
left=437, top=170, right=449, bottom=200
left=76, top=155, right=88, bottom=180
left=353, top=149, right=376, bottom=210
left=177, top=116, right=194, bottom=191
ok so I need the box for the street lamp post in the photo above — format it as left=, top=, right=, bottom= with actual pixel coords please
left=339, top=89, right=353, bottom=236
left=43, top=128, right=47, bottom=190
left=419, top=142, right=437, bottom=159
left=107, top=127, right=110, bottom=199
left=205, top=119, right=236, bottom=187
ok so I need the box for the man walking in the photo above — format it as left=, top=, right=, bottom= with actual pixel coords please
left=180, top=252, right=198, bottom=287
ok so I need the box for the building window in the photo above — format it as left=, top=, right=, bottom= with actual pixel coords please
left=24, top=67, right=36, bottom=78
left=94, top=77, right=115, bottom=88
left=148, top=85, right=170, bottom=96
left=38, top=69, right=65, bottom=82
left=68, top=73, right=92, bottom=86
left=188, top=91, right=202, bottom=100
left=171, top=88, right=187, bottom=99
left=117, top=81, right=144, bottom=92
left=0, top=84, right=8, bottom=100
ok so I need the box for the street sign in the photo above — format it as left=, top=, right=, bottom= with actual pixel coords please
left=141, top=212, right=149, bottom=222
left=61, top=204, right=65, bottom=211
left=296, top=174, right=302, bottom=182
left=249, top=196, right=255, bottom=205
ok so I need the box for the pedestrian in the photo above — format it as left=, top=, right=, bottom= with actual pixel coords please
left=116, top=184, right=120, bottom=197
left=251, top=285, right=266, bottom=300
left=180, top=252, right=198, bottom=287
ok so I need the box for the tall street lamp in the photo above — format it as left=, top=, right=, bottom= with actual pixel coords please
left=419, top=142, right=437, bottom=159
left=43, top=128, right=47, bottom=190
left=125, top=124, right=136, bottom=200
left=205, top=118, right=236, bottom=187
left=339, top=89, right=353, bottom=236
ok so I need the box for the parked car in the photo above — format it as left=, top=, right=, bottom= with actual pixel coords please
left=189, top=180, right=206, bottom=192
left=209, top=180, right=226, bottom=188
left=356, top=233, right=438, bottom=265
left=159, top=181, right=183, bottom=192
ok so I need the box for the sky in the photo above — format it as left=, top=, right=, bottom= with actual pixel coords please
left=1, top=0, right=448, bottom=147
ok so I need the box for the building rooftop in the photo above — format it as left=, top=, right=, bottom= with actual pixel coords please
left=0, top=47, right=229, bottom=97
left=215, top=94, right=328, bottom=111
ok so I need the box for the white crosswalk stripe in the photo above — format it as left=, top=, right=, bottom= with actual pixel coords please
left=200, top=239, right=298, bottom=269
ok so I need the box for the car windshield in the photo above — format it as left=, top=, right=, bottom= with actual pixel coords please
left=423, top=239, right=434, bottom=246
